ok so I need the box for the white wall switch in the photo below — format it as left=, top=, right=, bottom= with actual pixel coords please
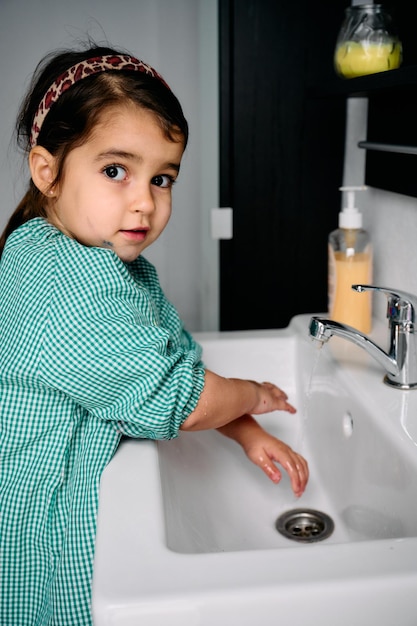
left=210, top=207, right=233, bottom=240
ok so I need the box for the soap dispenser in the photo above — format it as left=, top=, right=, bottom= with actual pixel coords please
left=328, top=186, right=372, bottom=333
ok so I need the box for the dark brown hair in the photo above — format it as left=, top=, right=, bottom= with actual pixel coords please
left=0, top=44, right=188, bottom=256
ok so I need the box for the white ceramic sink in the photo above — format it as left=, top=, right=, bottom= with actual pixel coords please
left=93, top=314, right=417, bottom=625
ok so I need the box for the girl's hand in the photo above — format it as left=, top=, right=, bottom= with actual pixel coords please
left=243, top=429, right=309, bottom=497
left=218, top=415, right=309, bottom=497
left=247, top=381, right=297, bottom=416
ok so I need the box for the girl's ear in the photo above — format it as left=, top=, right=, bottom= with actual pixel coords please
left=29, top=146, right=57, bottom=196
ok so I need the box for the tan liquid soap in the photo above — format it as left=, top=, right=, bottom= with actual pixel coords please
left=328, top=186, right=372, bottom=333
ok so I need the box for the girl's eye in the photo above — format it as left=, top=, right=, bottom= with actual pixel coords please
left=152, top=174, right=175, bottom=189
left=103, top=165, right=127, bottom=181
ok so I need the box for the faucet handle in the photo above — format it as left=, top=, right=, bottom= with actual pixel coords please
left=352, top=284, right=417, bottom=324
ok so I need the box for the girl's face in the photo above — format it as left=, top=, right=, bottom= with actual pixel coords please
left=46, top=105, right=184, bottom=262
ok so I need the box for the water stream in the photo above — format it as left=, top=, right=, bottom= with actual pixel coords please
left=294, top=343, right=323, bottom=455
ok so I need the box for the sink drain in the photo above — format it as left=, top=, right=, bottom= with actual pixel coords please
left=275, top=508, right=334, bottom=543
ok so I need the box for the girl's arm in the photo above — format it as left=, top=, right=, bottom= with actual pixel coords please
left=180, top=370, right=296, bottom=431
left=180, top=370, right=309, bottom=496
left=217, top=415, right=309, bottom=497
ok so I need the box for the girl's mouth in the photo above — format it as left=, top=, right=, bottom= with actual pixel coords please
left=120, top=228, right=149, bottom=242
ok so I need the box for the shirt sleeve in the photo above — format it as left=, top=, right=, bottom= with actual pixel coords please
left=127, top=256, right=204, bottom=357
left=37, top=244, right=206, bottom=440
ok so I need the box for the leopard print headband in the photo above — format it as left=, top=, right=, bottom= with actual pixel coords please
left=30, top=54, right=170, bottom=147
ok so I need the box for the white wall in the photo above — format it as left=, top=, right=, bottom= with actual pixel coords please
left=343, top=90, right=417, bottom=325
left=0, top=0, right=219, bottom=332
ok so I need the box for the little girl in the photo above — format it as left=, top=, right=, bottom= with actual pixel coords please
left=0, top=44, right=308, bottom=625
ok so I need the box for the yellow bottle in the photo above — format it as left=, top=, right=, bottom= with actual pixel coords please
left=334, top=4, right=402, bottom=79
left=328, top=187, right=372, bottom=333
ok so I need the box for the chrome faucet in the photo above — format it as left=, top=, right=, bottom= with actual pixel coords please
left=309, top=285, right=417, bottom=390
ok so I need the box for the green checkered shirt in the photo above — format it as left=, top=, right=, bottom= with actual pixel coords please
left=0, top=218, right=205, bottom=625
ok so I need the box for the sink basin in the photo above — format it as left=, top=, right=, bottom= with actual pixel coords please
left=93, top=315, right=417, bottom=625
left=158, top=326, right=417, bottom=554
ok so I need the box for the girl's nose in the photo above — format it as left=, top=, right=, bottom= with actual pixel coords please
left=132, top=185, right=155, bottom=214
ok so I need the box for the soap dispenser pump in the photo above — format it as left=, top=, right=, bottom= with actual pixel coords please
left=328, top=186, right=373, bottom=333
